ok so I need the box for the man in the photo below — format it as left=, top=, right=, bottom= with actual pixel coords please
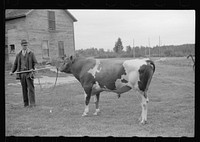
left=9, top=39, right=38, bottom=108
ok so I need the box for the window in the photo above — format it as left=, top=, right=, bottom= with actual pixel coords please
left=10, top=44, right=15, bottom=53
left=42, top=40, right=49, bottom=58
left=48, top=11, right=56, bottom=30
left=58, top=41, right=65, bottom=58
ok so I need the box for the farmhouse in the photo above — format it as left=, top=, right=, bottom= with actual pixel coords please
left=5, top=9, right=77, bottom=63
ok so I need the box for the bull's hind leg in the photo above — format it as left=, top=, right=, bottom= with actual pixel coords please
left=138, top=66, right=154, bottom=124
left=93, top=93, right=100, bottom=115
left=82, top=92, right=91, bottom=116
left=139, top=92, right=149, bottom=124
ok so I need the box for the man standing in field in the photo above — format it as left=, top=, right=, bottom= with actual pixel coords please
left=9, top=39, right=38, bottom=108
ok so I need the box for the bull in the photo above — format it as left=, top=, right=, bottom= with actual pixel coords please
left=59, top=56, right=155, bottom=124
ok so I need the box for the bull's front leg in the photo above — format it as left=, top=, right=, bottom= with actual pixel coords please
left=139, top=92, right=149, bottom=124
left=82, top=87, right=92, bottom=116
left=93, top=93, right=100, bottom=115
left=82, top=92, right=89, bottom=116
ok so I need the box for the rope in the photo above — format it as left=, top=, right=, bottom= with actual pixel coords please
left=37, top=75, right=43, bottom=91
left=36, top=67, right=59, bottom=95
left=13, top=67, right=51, bottom=74
left=50, top=68, right=59, bottom=93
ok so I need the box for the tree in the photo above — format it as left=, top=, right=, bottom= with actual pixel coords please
left=99, top=48, right=105, bottom=53
left=126, top=45, right=132, bottom=53
left=113, top=38, right=124, bottom=53
left=164, top=49, right=172, bottom=57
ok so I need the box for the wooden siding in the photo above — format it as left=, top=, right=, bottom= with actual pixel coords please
left=5, top=9, right=76, bottom=63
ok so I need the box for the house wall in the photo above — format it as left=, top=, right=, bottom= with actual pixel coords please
left=6, top=9, right=76, bottom=63
left=25, top=10, right=49, bottom=62
left=53, top=10, right=75, bottom=57
left=25, top=9, right=76, bottom=62
left=6, top=18, right=28, bottom=63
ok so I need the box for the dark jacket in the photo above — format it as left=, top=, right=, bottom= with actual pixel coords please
left=11, top=49, right=38, bottom=80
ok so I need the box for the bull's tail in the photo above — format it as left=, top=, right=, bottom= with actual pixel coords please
left=144, top=60, right=155, bottom=93
left=138, top=60, right=155, bottom=93
left=147, top=60, right=155, bottom=73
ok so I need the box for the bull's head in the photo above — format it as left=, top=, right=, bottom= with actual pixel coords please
left=59, top=55, right=75, bottom=73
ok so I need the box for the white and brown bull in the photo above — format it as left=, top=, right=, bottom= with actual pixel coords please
left=59, top=56, right=155, bottom=124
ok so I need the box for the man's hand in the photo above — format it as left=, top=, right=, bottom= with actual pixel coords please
left=9, top=72, right=14, bottom=76
left=31, top=69, right=37, bottom=72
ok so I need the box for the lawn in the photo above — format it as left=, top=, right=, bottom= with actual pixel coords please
left=5, top=57, right=195, bottom=137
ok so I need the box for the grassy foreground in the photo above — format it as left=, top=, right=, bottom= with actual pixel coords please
left=5, top=57, right=194, bottom=136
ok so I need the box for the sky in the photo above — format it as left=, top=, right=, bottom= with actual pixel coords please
left=68, top=10, right=195, bottom=51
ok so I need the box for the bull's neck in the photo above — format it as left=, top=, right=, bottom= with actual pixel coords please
left=70, top=58, right=84, bottom=81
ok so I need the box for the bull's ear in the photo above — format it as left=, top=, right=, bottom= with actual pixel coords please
left=70, top=55, right=73, bottom=61
left=70, top=55, right=75, bottom=63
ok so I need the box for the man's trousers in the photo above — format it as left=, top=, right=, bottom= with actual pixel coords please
left=20, top=73, right=35, bottom=107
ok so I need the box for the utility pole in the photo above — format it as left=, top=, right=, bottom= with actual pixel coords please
left=148, top=37, right=150, bottom=57
left=133, top=38, right=135, bottom=58
left=159, top=36, right=161, bottom=57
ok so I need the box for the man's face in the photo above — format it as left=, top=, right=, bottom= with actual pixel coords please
left=21, top=43, right=28, bottom=50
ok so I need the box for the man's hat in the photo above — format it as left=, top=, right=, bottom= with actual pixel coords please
left=21, top=39, right=28, bottom=45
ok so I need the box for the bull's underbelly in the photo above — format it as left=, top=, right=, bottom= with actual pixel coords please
left=91, top=77, right=139, bottom=95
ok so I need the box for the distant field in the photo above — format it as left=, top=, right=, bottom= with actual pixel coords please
left=5, top=57, right=194, bottom=137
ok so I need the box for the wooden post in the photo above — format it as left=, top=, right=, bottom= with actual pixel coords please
left=133, top=38, right=135, bottom=58
left=159, top=36, right=161, bottom=57
left=148, top=38, right=150, bottom=57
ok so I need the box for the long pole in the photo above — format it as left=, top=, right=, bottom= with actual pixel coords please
left=13, top=67, right=52, bottom=74
left=159, top=36, right=161, bottom=57
left=148, top=38, right=150, bottom=57
left=133, top=38, right=135, bottom=58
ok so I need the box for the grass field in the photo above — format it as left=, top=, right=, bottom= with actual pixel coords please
left=5, top=57, right=195, bottom=137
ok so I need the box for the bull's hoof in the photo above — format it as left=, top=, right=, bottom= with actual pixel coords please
left=93, top=112, right=98, bottom=115
left=93, top=109, right=100, bottom=115
left=93, top=110, right=100, bottom=116
left=118, top=94, right=121, bottom=98
left=82, top=112, right=88, bottom=116
left=140, top=120, right=147, bottom=125
left=138, top=116, right=147, bottom=124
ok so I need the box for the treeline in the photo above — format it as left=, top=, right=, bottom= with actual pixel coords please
left=76, top=44, right=195, bottom=58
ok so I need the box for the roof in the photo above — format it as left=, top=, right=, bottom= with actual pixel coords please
left=64, top=10, right=77, bottom=22
left=5, top=9, right=77, bottom=22
left=5, top=9, right=31, bottom=20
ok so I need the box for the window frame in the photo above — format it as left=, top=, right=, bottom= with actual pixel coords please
left=41, top=40, right=50, bottom=59
left=58, top=41, right=65, bottom=58
left=9, top=44, right=15, bottom=54
left=48, top=11, right=56, bottom=31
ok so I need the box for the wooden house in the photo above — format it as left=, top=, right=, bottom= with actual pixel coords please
left=5, top=9, right=77, bottom=63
